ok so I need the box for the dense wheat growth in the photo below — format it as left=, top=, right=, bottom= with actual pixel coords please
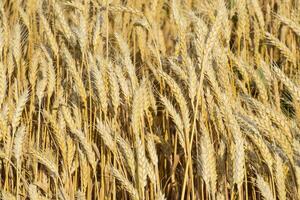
left=0, top=0, right=300, bottom=199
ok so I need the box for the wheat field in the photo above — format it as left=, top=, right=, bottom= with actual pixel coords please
left=0, top=0, right=299, bottom=199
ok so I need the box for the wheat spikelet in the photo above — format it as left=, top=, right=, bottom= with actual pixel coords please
left=275, top=14, right=300, bottom=36
left=0, top=115, right=8, bottom=140
left=168, top=59, right=188, bottom=83
left=295, top=166, right=300, bottom=200
left=0, top=1, right=8, bottom=39
left=39, top=12, right=58, bottom=55
left=146, top=134, right=158, bottom=166
left=96, top=119, right=117, bottom=153
left=155, top=190, right=166, bottom=200
left=29, top=49, right=40, bottom=88
left=92, top=11, right=102, bottom=51
left=1, top=190, right=16, bottom=200
left=62, top=106, right=96, bottom=168
left=76, top=190, right=86, bottom=200
left=41, top=46, right=56, bottom=99
left=213, top=43, right=231, bottom=93
left=72, top=105, right=82, bottom=129
left=158, top=70, right=190, bottom=135
left=115, top=33, right=138, bottom=91
left=236, top=0, right=248, bottom=38
left=259, top=60, right=273, bottom=86
left=78, top=148, right=91, bottom=190
left=13, top=125, right=26, bottom=167
left=108, top=65, right=120, bottom=115
left=12, top=89, right=29, bottom=132
left=110, top=167, right=139, bottom=200
left=18, top=6, right=29, bottom=28
left=171, top=0, right=187, bottom=60
left=74, top=12, right=88, bottom=53
left=61, top=44, right=87, bottom=102
left=66, top=135, right=76, bottom=172
left=250, top=0, right=265, bottom=29
left=241, top=98, right=294, bottom=161
left=146, top=159, right=156, bottom=184
left=272, top=65, right=300, bottom=102
left=232, top=130, right=245, bottom=190
left=90, top=56, right=108, bottom=114
left=116, top=135, right=136, bottom=180
left=265, top=32, right=296, bottom=64
left=11, top=23, right=21, bottom=63
left=135, top=137, right=147, bottom=194
left=256, top=175, right=275, bottom=200
left=199, top=2, right=228, bottom=101
left=43, top=110, right=67, bottom=165
left=243, top=95, right=292, bottom=141
left=28, top=184, right=39, bottom=200
left=228, top=52, right=250, bottom=82
left=0, top=62, right=6, bottom=106
left=146, top=80, right=157, bottom=114
left=198, top=121, right=217, bottom=197
left=186, top=59, right=197, bottom=104
left=53, top=2, right=73, bottom=41
left=193, top=18, right=208, bottom=61
left=274, top=155, right=286, bottom=200
left=30, top=148, right=59, bottom=178
left=61, top=106, right=77, bottom=132
left=220, top=94, right=245, bottom=189
left=6, top=54, right=14, bottom=82
left=257, top=119, right=293, bottom=162
left=246, top=132, right=273, bottom=173
left=36, top=78, right=47, bottom=106
left=74, top=129, right=97, bottom=170
left=218, top=0, right=231, bottom=45
left=109, top=5, right=143, bottom=16
left=131, top=80, right=149, bottom=136
left=0, top=28, right=4, bottom=56
left=115, top=64, right=131, bottom=103
left=160, top=95, right=185, bottom=149
left=234, top=55, right=268, bottom=102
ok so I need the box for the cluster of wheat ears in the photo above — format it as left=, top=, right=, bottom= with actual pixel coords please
left=0, top=0, right=300, bottom=199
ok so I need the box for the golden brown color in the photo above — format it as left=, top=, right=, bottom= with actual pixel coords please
left=0, top=0, right=299, bottom=199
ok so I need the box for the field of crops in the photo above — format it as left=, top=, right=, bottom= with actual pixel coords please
left=0, top=0, right=299, bottom=199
